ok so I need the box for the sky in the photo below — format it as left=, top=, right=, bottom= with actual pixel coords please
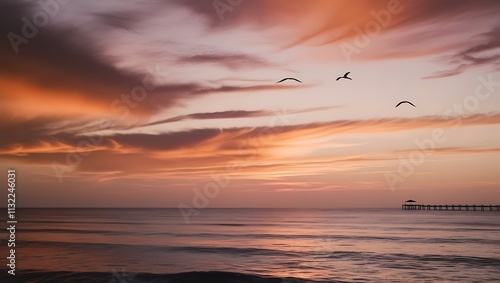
left=1, top=0, right=499, bottom=208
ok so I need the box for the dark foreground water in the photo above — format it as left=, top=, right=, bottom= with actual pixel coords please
left=1, top=208, right=499, bottom=282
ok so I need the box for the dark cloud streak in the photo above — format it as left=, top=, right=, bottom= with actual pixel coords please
left=3, top=112, right=500, bottom=155
left=143, top=110, right=272, bottom=127
left=141, top=106, right=336, bottom=127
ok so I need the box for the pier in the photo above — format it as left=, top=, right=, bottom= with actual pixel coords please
left=402, top=204, right=500, bottom=211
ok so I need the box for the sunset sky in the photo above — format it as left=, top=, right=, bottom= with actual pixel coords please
left=1, top=0, right=499, bottom=208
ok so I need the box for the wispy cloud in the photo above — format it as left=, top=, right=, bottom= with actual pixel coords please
left=393, top=147, right=500, bottom=155
left=177, top=53, right=276, bottom=70
left=142, top=106, right=335, bottom=127
left=92, top=11, right=142, bottom=33
left=424, top=25, right=500, bottom=79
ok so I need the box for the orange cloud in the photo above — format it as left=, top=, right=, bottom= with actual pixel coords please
left=2, top=113, right=500, bottom=183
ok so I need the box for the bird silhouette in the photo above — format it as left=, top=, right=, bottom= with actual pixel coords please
left=276, top=77, right=302, bottom=84
left=395, top=101, right=416, bottom=108
left=336, top=72, right=352, bottom=81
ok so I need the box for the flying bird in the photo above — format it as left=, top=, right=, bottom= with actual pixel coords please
left=395, top=101, right=416, bottom=108
left=276, top=77, right=302, bottom=84
left=336, top=72, right=352, bottom=81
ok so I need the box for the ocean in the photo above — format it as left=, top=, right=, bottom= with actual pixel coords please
left=1, top=208, right=499, bottom=282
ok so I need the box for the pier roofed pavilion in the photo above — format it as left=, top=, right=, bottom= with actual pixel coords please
left=403, top=199, right=418, bottom=210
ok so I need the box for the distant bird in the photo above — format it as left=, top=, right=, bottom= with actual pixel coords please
left=276, top=77, right=302, bottom=84
left=336, top=72, right=352, bottom=81
left=395, top=101, right=416, bottom=108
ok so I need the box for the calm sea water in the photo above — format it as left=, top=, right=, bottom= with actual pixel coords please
left=1, top=208, right=500, bottom=282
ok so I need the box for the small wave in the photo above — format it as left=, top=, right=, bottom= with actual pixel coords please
left=19, top=240, right=301, bottom=258
left=212, top=223, right=248, bottom=227
left=324, top=251, right=500, bottom=268
left=0, top=270, right=337, bottom=283
left=167, top=246, right=300, bottom=257
left=20, top=220, right=148, bottom=225
left=18, top=228, right=139, bottom=236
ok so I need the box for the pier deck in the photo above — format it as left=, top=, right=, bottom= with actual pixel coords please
left=402, top=204, right=500, bottom=211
